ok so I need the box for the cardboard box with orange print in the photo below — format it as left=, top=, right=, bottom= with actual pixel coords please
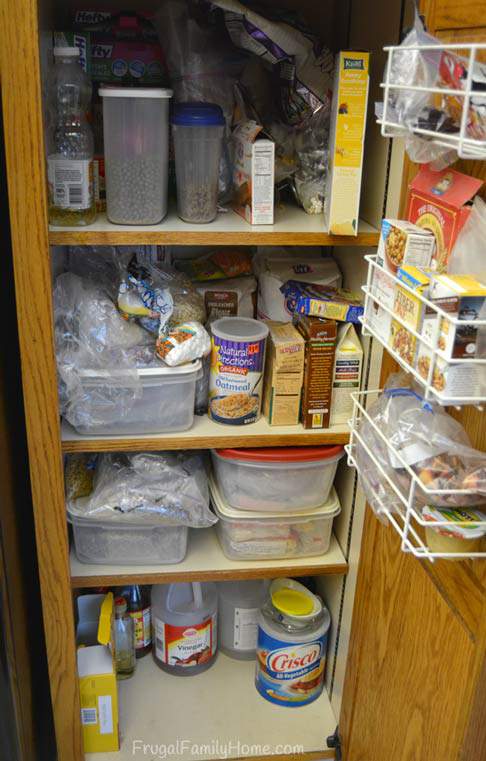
left=324, top=51, right=370, bottom=236
left=407, top=166, right=482, bottom=273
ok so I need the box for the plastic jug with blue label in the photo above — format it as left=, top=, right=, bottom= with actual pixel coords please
left=255, top=578, right=330, bottom=706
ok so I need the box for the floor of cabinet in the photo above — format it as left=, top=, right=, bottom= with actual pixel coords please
left=70, top=528, right=348, bottom=587
left=86, top=653, right=336, bottom=761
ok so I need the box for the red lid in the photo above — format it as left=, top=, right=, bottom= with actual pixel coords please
left=214, top=446, right=344, bottom=463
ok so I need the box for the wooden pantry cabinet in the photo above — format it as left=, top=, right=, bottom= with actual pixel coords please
left=1, top=0, right=485, bottom=760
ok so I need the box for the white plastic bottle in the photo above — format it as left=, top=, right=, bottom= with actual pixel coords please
left=151, top=582, right=218, bottom=675
left=218, top=580, right=268, bottom=660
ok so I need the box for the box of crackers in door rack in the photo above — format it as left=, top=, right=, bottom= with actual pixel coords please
left=293, top=314, right=337, bottom=429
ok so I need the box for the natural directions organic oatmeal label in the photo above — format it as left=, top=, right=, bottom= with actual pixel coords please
left=209, top=327, right=268, bottom=425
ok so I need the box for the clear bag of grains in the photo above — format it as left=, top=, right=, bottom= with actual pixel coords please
left=100, top=87, right=173, bottom=225
left=172, top=103, right=225, bottom=223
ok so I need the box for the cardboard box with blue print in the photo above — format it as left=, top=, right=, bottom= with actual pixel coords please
left=77, top=593, right=119, bottom=753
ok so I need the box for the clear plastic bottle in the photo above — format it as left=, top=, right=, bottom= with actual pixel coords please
left=47, top=47, right=96, bottom=226
left=114, top=596, right=136, bottom=680
left=218, top=580, right=268, bottom=660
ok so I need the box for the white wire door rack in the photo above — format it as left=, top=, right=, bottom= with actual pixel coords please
left=377, top=42, right=486, bottom=160
left=360, top=254, right=486, bottom=407
left=346, top=389, right=486, bottom=561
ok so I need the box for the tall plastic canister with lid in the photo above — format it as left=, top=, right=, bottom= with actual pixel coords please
left=151, top=582, right=218, bottom=675
left=255, top=579, right=330, bottom=706
left=218, top=580, right=268, bottom=660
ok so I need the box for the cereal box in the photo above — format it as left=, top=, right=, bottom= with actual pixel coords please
left=424, top=274, right=486, bottom=360
left=407, top=166, right=482, bottom=272
left=389, top=266, right=431, bottom=367
left=377, top=219, right=435, bottom=290
left=324, top=51, right=370, bottom=236
left=263, top=321, right=304, bottom=426
left=294, top=314, right=337, bottom=429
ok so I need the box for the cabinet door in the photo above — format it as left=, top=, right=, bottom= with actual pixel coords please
left=338, top=1, right=486, bottom=759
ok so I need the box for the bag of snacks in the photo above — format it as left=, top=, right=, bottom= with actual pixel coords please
left=156, top=322, right=211, bottom=367
left=355, top=374, right=486, bottom=516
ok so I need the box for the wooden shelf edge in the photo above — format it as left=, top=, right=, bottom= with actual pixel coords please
left=71, top=559, right=349, bottom=588
left=62, top=428, right=350, bottom=453
left=49, top=229, right=379, bottom=246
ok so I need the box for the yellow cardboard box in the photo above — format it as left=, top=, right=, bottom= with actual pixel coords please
left=77, top=593, right=119, bottom=753
left=263, top=321, right=304, bottom=425
left=324, top=51, right=370, bottom=236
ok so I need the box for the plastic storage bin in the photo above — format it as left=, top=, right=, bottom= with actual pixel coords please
left=172, top=103, right=225, bottom=223
left=71, top=360, right=201, bottom=436
left=210, top=476, right=341, bottom=560
left=100, top=87, right=172, bottom=224
left=68, top=512, right=188, bottom=565
left=211, top=446, right=344, bottom=511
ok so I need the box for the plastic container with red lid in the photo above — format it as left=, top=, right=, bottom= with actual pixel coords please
left=211, top=445, right=344, bottom=512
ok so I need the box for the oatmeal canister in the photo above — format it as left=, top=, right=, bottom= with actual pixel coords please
left=209, top=317, right=269, bottom=425
left=256, top=579, right=330, bottom=707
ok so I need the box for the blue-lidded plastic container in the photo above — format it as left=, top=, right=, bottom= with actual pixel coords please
left=172, top=102, right=225, bottom=223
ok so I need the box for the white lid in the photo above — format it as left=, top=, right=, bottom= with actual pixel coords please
left=99, top=87, right=173, bottom=99
left=423, top=506, right=486, bottom=539
left=54, top=46, right=80, bottom=56
left=78, top=359, right=201, bottom=380
left=209, top=475, right=341, bottom=522
left=211, top=317, right=269, bottom=343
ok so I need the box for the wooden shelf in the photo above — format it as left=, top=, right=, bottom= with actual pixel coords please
left=61, top=416, right=350, bottom=453
left=86, top=653, right=336, bottom=761
left=49, top=205, right=379, bottom=247
left=70, top=528, right=348, bottom=588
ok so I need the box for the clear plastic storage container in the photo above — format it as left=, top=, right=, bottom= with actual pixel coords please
left=71, top=360, right=201, bottom=436
left=172, top=103, right=225, bottom=223
left=211, top=446, right=344, bottom=511
left=210, top=476, right=341, bottom=560
left=68, top=512, right=188, bottom=565
left=100, top=87, right=172, bottom=224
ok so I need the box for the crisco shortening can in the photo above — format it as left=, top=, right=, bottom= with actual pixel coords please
left=255, top=579, right=330, bottom=707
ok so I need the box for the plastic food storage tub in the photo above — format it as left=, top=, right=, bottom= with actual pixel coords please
left=210, top=476, right=341, bottom=560
left=100, top=87, right=172, bottom=224
left=211, top=445, right=344, bottom=511
left=172, top=103, right=225, bottom=223
left=71, top=360, right=201, bottom=436
left=68, top=511, right=188, bottom=565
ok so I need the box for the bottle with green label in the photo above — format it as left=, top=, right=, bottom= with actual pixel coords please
left=47, top=46, right=96, bottom=226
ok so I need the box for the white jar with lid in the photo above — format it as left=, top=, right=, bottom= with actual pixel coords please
left=255, top=579, right=330, bottom=707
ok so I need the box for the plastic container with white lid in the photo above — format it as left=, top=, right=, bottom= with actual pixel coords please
left=100, top=87, right=173, bottom=225
left=423, top=506, right=486, bottom=556
left=209, top=317, right=269, bottom=426
left=67, top=510, right=188, bottom=565
left=211, top=445, right=344, bottom=511
left=210, top=475, right=341, bottom=560
left=70, top=360, right=201, bottom=435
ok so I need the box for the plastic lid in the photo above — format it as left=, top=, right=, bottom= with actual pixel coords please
left=270, top=579, right=322, bottom=621
left=78, top=359, right=201, bottom=380
left=99, top=87, right=173, bottom=99
left=115, top=596, right=127, bottom=615
left=211, top=317, right=269, bottom=343
left=54, top=46, right=80, bottom=56
left=172, top=102, right=225, bottom=127
left=209, top=475, right=341, bottom=521
left=423, top=506, right=486, bottom=539
left=214, top=445, right=344, bottom=463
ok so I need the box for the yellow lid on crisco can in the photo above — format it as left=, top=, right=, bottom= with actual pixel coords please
left=270, top=579, right=322, bottom=619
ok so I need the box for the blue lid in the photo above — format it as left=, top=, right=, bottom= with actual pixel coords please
left=172, top=102, right=225, bottom=127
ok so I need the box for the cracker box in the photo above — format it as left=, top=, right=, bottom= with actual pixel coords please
left=324, top=51, right=370, bottom=236
left=233, top=121, right=275, bottom=225
left=281, top=280, right=363, bottom=323
left=426, top=274, right=486, bottom=359
left=330, top=323, right=363, bottom=426
left=77, top=593, right=119, bottom=753
left=407, top=166, right=482, bottom=272
left=294, top=314, right=337, bottom=429
left=376, top=219, right=435, bottom=288
left=263, top=321, right=305, bottom=426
